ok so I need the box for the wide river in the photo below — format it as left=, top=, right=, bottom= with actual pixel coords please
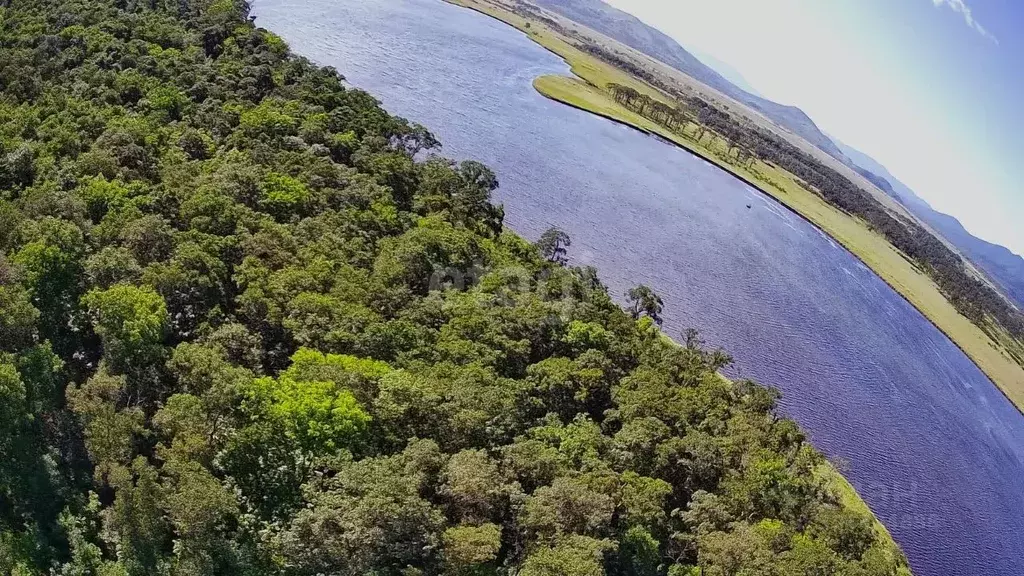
left=251, top=0, right=1024, bottom=573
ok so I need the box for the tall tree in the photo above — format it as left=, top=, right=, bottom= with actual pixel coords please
left=537, top=227, right=571, bottom=265
left=626, top=284, right=665, bottom=325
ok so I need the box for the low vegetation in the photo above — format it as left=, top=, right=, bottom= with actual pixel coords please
left=0, top=0, right=914, bottom=574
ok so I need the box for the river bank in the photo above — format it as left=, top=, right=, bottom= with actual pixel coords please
left=251, top=1, right=1024, bottom=571
left=445, top=0, right=1024, bottom=418
left=437, top=0, right=914, bottom=569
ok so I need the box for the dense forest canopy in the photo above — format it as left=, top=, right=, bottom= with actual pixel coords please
left=0, top=0, right=911, bottom=574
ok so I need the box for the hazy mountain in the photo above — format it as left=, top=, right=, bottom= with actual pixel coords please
left=530, top=0, right=850, bottom=163
left=830, top=138, right=931, bottom=210
left=832, top=139, right=1024, bottom=308
left=686, top=47, right=763, bottom=98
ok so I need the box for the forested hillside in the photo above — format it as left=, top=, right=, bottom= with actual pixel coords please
left=0, top=0, right=909, bottom=574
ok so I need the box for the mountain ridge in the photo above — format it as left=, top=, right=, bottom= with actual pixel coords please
left=685, top=46, right=763, bottom=97
left=529, top=0, right=852, bottom=164
left=832, top=139, right=1024, bottom=308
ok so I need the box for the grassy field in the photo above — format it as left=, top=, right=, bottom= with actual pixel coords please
left=448, top=0, right=1024, bottom=416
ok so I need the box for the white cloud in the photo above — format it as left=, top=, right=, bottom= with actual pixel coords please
left=931, top=0, right=998, bottom=43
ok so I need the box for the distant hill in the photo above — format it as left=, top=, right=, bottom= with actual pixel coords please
left=830, top=139, right=928, bottom=209
left=833, top=139, right=1024, bottom=309
left=530, top=0, right=851, bottom=164
left=685, top=47, right=763, bottom=98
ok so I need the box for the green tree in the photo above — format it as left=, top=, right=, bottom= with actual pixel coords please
left=442, top=524, right=502, bottom=575
left=280, top=445, right=446, bottom=575
left=13, top=217, right=86, bottom=350
left=240, top=373, right=370, bottom=455
left=536, top=227, right=571, bottom=264
left=54, top=505, right=129, bottom=576
left=626, top=285, right=664, bottom=325
left=259, top=172, right=310, bottom=220
left=618, top=526, right=661, bottom=576
left=0, top=361, right=30, bottom=469
left=440, top=450, right=511, bottom=524
left=522, top=476, right=615, bottom=539
left=520, top=536, right=613, bottom=576
left=81, top=285, right=168, bottom=374
left=0, top=284, right=38, bottom=352
left=102, top=459, right=169, bottom=576
left=66, top=372, right=144, bottom=479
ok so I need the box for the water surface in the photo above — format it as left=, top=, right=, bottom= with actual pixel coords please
left=251, top=1, right=1024, bottom=573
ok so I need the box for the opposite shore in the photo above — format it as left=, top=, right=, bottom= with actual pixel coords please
left=446, top=0, right=1024, bottom=420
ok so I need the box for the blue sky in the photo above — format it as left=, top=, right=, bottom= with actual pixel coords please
left=605, top=0, right=1024, bottom=254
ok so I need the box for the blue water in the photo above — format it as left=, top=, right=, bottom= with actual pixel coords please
left=250, top=1, right=1024, bottom=573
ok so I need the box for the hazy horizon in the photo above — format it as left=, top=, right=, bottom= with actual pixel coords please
left=605, top=0, right=1024, bottom=256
